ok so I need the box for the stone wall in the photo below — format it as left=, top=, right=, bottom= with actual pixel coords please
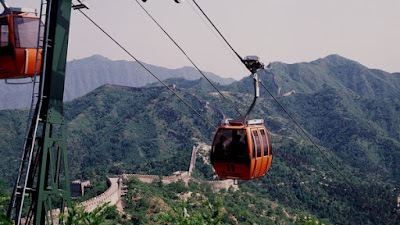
left=78, top=142, right=238, bottom=214
left=122, top=171, right=237, bottom=191
left=80, top=177, right=121, bottom=212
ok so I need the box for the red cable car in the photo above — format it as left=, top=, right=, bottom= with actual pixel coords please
left=211, top=118, right=273, bottom=180
left=0, top=5, right=42, bottom=80
left=210, top=56, right=272, bottom=180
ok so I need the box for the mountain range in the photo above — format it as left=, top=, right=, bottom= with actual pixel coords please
left=0, top=55, right=234, bottom=110
left=0, top=54, right=399, bottom=224
left=227, top=54, right=400, bottom=99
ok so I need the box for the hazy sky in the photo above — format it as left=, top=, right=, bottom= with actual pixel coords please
left=4, top=0, right=400, bottom=79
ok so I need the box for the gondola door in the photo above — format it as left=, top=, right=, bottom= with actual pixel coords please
left=0, top=16, right=13, bottom=78
left=250, top=129, right=263, bottom=179
left=259, top=128, right=270, bottom=176
left=12, top=15, right=42, bottom=77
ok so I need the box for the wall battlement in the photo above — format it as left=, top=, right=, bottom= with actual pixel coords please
left=77, top=143, right=237, bottom=213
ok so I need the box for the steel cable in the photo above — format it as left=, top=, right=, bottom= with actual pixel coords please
left=133, top=0, right=243, bottom=118
left=74, top=8, right=217, bottom=130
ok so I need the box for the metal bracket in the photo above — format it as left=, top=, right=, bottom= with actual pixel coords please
left=241, top=55, right=265, bottom=120
left=242, top=55, right=265, bottom=74
left=72, top=0, right=90, bottom=10
left=244, top=72, right=260, bottom=120
left=223, top=56, right=265, bottom=125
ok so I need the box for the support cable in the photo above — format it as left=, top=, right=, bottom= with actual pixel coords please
left=74, top=8, right=217, bottom=130
left=133, top=0, right=243, bottom=118
left=186, top=0, right=249, bottom=75
left=191, top=0, right=244, bottom=64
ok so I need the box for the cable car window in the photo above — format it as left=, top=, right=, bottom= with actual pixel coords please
left=0, top=18, right=9, bottom=47
left=212, top=128, right=247, bottom=163
left=251, top=132, right=256, bottom=158
left=267, top=132, right=272, bottom=155
left=13, top=17, right=41, bottom=48
left=253, top=130, right=261, bottom=157
left=0, top=25, right=8, bottom=47
left=260, top=129, right=268, bottom=156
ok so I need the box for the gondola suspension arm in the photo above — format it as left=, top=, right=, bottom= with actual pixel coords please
left=242, top=56, right=265, bottom=120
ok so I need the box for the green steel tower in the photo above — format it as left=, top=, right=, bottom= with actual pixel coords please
left=7, top=0, right=74, bottom=224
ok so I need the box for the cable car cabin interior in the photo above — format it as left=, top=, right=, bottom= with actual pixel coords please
left=211, top=119, right=273, bottom=180
left=0, top=10, right=42, bottom=80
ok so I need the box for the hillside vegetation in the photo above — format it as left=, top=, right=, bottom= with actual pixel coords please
left=119, top=177, right=324, bottom=225
left=0, top=55, right=399, bottom=224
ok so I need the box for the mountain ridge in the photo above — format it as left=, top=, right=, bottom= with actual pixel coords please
left=245, top=54, right=400, bottom=99
left=1, top=54, right=399, bottom=110
left=0, top=55, right=234, bottom=110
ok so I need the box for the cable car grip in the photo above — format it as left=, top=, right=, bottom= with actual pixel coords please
left=221, top=56, right=265, bottom=126
left=243, top=55, right=265, bottom=120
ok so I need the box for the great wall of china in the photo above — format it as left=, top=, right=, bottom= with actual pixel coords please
left=78, top=143, right=237, bottom=213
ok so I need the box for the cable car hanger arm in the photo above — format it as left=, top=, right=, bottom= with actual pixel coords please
left=240, top=56, right=265, bottom=122
left=245, top=73, right=260, bottom=120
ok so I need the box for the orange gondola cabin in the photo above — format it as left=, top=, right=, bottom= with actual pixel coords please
left=210, top=118, right=273, bottom=180
left=0, top=8, right=42, bottom=79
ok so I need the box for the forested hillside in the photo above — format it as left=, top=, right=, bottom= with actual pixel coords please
left=0, top=55, right=399, bottom=224
left=118, top=177, right=326, bottom=224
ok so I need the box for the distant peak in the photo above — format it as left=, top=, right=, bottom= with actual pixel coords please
left=87, top=54, right=111, bottom=61
left=314, top=54, right=358, bottom=66
left=324, top=54, right=349, bottom=62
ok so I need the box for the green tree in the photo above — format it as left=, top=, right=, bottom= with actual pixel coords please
left=0, top=194, right=8, bottom=217
left=0, top=215, right=12, bottom=225
left=296, top=214, right=330, bottom=225
left=60, top=202, right=114, bottom=225
left=0, top=181, right=11, bottom=225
